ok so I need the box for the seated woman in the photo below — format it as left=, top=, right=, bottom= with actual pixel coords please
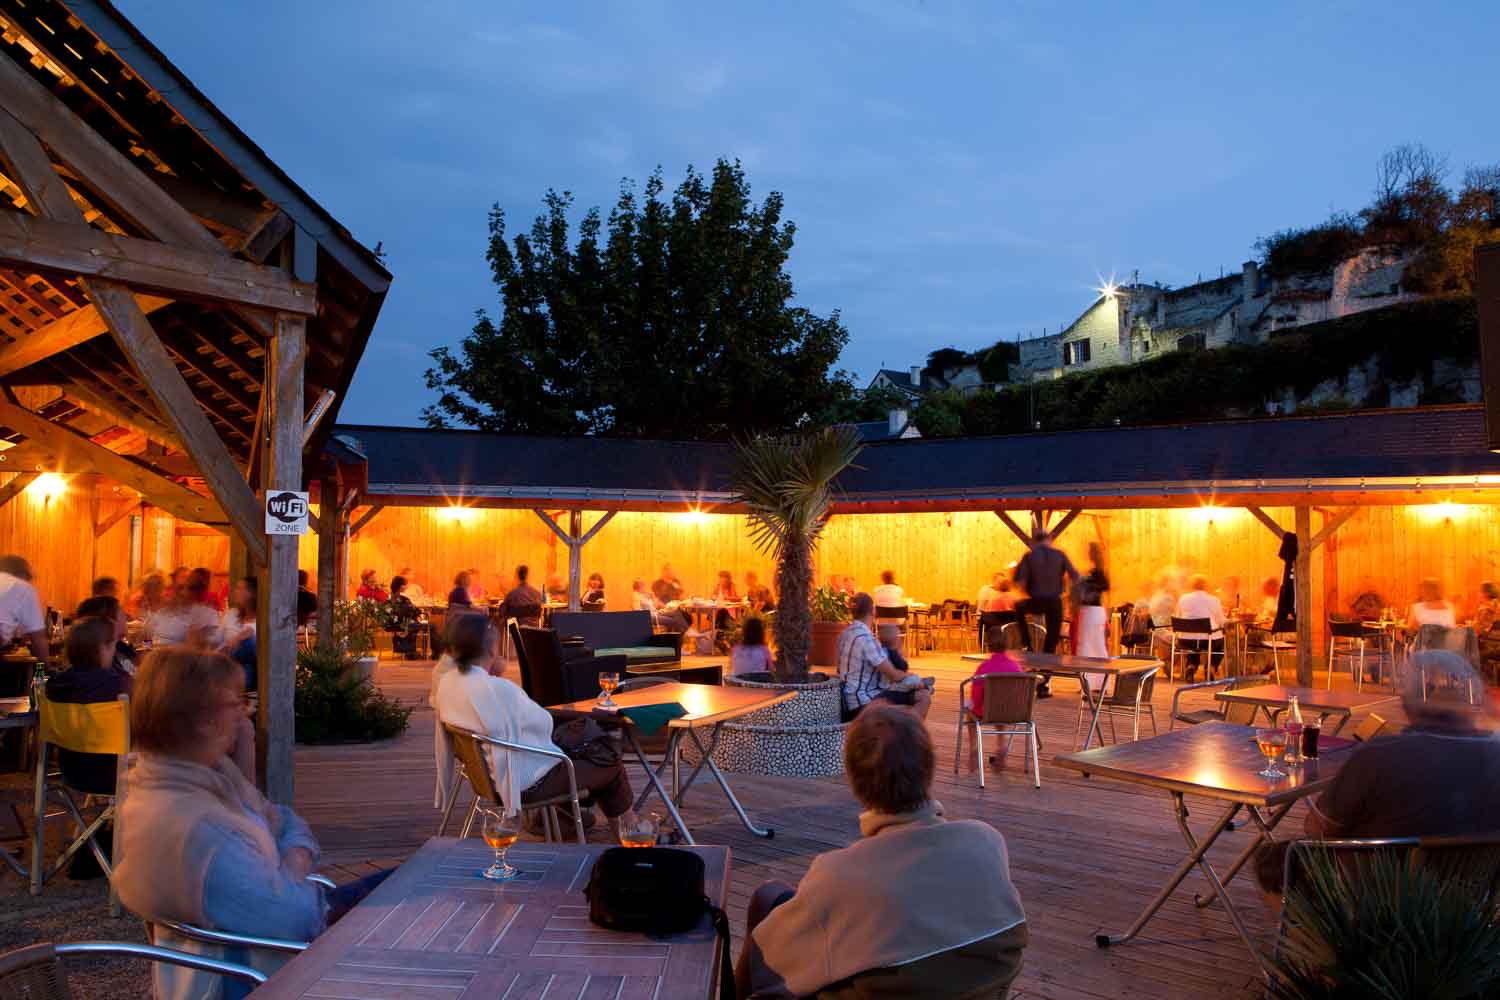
left=356, top=569, right=388, bottom=603
left=218, top=577, right=258, bottom=690
left=76, top=594, right=136, bottom=674
left=432, top=614, right=641, bottom=839
left=1407, top=577, right=1457, bottom=631
left=582, top=572, right=607, bottom=611
left=146, top=575, right=222, bottom=648
left=387, top=576, right=424, bottom=658
left=737, top=705, right=1027, bottom=998
left=114, top=648, right=388, bottom=999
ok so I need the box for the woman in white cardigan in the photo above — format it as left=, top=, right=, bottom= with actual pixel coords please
left=432, top=614, right=639, bottom=835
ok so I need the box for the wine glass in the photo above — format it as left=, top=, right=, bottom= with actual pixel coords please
left=597, top=672, right=620, bottom=707
left=1255, top=727, right=1289, bottom=779
left=479, top=807, right=521, bottom=881
left=618, top=812, right=659, bottom=849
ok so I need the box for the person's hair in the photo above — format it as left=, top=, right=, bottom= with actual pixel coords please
left=632, top=577, right=645, bottom=591
left=999, top=579, right=1012, bottom=592
left=516, top=565, right=529, bottom=583
left=391, top=575, right=407, bottom=595
left=92, top=576, right=118, bottom=597
left=1262, top=577, right=1279, bottom=597
left=880, top=569, right=895, bottom=585
left=849, top=592, right=874, bottom=620
left=741, top=616, right=766, bottom=647
left=131, top=648, right=243, bottom=754
left=844, top=704, right=933, bottom=814
left=142, top=573, right=165, bottom=596
left=170, top=566, right=188, bottom=583
left=1483, top=581, right=1500, bottom=601
left=454, top=570, right=470, bottom=588
left=718, top=570, right=731, bottom=581
left=0, top=555, right=31, bottom=580
left=298, top=569, right=310, bottom=587
left=64, top=616, right=115, bottom=669
left=1419, top=577, right=1443, bottom=602
left=1189, top=574, right=1208, bottom=592
left=76, top=594, right=121, bottom=621
left=186, top=575, right=209, bottom=601
left=587, top=573, right=604, bottom=589
left=446, top=613, right=495, bottom=672
left=190, top=567, right=211, bottom=586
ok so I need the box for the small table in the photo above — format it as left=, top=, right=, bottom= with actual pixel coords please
left=1056, top=722, right=1353, bottom=976
left=0, top=710, right=36, bottom=878
left=551, top=682, right=794, bottom=845
left=961, top=652, right=1163, bottom=749
left=254, top=838, right=729, bottom=1000
left=1216, top=684, right=1397, bottom=735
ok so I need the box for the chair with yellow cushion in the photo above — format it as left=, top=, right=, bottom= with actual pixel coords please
left=30, top=691, right=130, bottom=912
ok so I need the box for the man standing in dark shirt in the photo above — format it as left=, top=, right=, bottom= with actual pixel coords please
left=500, top=565, right=544, bottom=627
left=1006, top=529, right=1079, bottom=695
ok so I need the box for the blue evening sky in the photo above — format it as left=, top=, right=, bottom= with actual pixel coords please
left=120, top=1, right=1499, bottom=426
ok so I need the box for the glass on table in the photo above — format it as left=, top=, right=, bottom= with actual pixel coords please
left=1255, top=727, right=1289, bottom=778
left=479, top=807, right=521, bottom=881
left=618, top=812, right=660, bottom=848
left=597, top=672, right=620, bottom=707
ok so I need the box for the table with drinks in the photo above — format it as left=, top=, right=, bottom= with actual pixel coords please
left=1055, top=720, right=1356, bottom=976
left=1215, top=684, right=1397, bottom=737
left=252, top=838, right=731, bottom=1000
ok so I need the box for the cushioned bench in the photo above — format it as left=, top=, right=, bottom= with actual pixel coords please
left=551, top=611, right=682, bottom=667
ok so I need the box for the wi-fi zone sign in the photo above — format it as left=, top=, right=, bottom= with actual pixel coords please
left=264, top=490, right=310, bottom=535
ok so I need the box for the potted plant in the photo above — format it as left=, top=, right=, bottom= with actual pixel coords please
left=809, top=584, right=852, bottom=667
left=688, top=427, right=862, bottom=778
left=332, top=599, right=384, bottom=684
left=294, top=644, right=412, bottom=744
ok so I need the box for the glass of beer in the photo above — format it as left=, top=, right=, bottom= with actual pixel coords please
left=479, top=807, right=521, bottom=881
left=597, top=672, right=620, bottom=707
left=1255, top=727, right=1289, bottom=778
left=619, top=812, right=659, bottom=849
left=1301, top=721, right=1321, bottom=759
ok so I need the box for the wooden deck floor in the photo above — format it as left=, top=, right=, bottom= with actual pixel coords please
left=298, top=654, right=1399, bottom=1000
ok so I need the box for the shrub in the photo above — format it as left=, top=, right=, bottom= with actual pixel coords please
left=294, top=644, right=412, bottom=744
left=811, top=585, right=851, bottom=623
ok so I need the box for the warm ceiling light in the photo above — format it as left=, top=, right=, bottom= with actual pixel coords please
left=1420, top=500, right=1463, bottom=521
left=437, top=504, right=478, bottom=523
left=1193, top=504, right=1225, bottom=523
left=29, top=472, right=66, bottom=501
left=682, top=508, right=710, bottom=525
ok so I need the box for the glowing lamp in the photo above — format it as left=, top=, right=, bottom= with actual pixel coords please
left=29, top=472, right=66, bottom=501
left=437, top=504, right=478, bottom=523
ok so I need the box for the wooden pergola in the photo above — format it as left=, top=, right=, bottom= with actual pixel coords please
left=0, top=0, right=389, bottom=801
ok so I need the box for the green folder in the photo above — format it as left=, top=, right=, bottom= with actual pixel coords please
left=618, top=701, right=688, bottom=737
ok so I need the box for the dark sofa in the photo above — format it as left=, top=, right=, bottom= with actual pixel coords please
left=550, top=610, right=682, bottom=667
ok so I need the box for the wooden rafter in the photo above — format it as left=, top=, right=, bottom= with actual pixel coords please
left=1244, top=505, right=1287, bottom=541
left=1309, top=506, right=1358, bottom=552
left=0, top=266, right=67, bottom=320
left=0, top=469, right=36, bottom=509
left=240, top=211, right=292, bottom=264
left=348, top=504, right=384, bottom=537
left=95, top=499, right=142, bottom=538
left=995, top=510, right=1034, bottom=547
left=57, top=375, right=180, bottom=449
left=1048, top=509, right=1082, bottom=542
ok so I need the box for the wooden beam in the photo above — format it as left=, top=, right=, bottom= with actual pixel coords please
left=301, top=389, right=336, bottom=447
left=56, top=372, right=181, bottom=448
left=1294, top=505, right=1313, bottom=687
left=94, top=499, right=141, bottom=539
left=348, top=504, right=384, bottom=538
left=1244, top=505, right=1287, bottom=541
left=0, top=294, right=174, bottom=378
left=240, top=211, right=293, bottom=264
left=533, top=507, right=574, bottom=545
left=1048, top=509, right=1082, bottom=542
left=0, top=471, right=37, bottom=509
left=145, top=172, right=271, bottom=240
left=0, top=395, right=224, bottom=524
left=315, top=472, right=339, bottom=647
left=994, top=510, right=1033, bottom=548
left=0, top=211, right=316, bottom=315
left=86, top=282, right=264, bottom=561
left=257, top=312, right=305, bottom=805
left=1307, top=506, right=1358, bottom=552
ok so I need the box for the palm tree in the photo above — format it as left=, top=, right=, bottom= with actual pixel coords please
left=729, top=426, right=863, bottom=683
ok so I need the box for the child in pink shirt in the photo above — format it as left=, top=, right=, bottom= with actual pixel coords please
left=970, top=650, right=1025, bottom=715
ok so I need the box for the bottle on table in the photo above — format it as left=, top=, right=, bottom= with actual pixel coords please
left=1284, top=694, right=1304, bottom=764
left=29, top=659, right=45, bottom=712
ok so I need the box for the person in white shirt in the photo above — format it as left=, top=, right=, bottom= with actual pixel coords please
left=1174, top=575, right=1226, bottom=682
left=871, top=570, right=905, bottom=611
left=432, top=614, right=640, bottom=837
left=1407, top=577, right=1458, bottom=630
left=0, top=555, right=48, bottom=659
left=397, top=567, right=426, bottom=605
left=146, top=575, right=221, bottom=648
left=839, top=594, right=931, bottom=721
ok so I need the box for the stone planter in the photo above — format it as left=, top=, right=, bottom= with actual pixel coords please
left=345, top=655, right=378, bottom=686
left=809, top=621, right=849, bottom=667
left=681, top=673, right=848, bottom=778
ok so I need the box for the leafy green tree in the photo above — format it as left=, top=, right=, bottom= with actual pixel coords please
left=424, top=160, right=850, bottom=439
left=912, top=389, right=965, bottom=437
left=811, top=382, right=910, bottom=425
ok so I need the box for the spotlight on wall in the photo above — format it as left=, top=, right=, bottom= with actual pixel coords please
left=29, top=472, right=66, bottom=502
left=437, top=504, right=478, bottom=523
left=1418, top=500, right=1464, bottom=522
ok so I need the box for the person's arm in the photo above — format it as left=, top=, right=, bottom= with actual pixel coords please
left=19, top=588, right=47, bottom=660
left=198, top=824, right=326, bottom=941
left=1059, top=550, right=1080, bottom=584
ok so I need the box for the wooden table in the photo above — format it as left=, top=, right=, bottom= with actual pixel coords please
left=253, top=838, right=729, bottom=1000
left=551, top=683, right=795, bottom=845
left=0, top=710, right=35, bottom=878
left=962, top=652, right=1163, bottom=749
left=1216, top=684, right=1397, bottom=735
left=1056, top=722, right=1355, bottom=977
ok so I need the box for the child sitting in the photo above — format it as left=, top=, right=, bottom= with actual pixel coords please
left=729, top=616, right=774, bottom=677
left=965, top=632, right=1027, bottom=772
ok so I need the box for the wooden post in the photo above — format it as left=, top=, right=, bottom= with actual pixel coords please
left=1295, top=505, right=1313, bottom=687
left=255, top=313, right=305, bottom=804
left=315, top=471, right=339, bottom=647
left=567, top=510, right=582, bottom=611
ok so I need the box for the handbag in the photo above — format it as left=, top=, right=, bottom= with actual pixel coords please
left=584, top=847, right=735, bottom=999
left=551, top=716, right=621, bottom=768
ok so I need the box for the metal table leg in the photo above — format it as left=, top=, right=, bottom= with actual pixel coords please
left=1080, top=683, right=1107, bottom=750
left=673, top=725, right=775, bottom=839
left=1193, top=801, right=1294, bottom=908
left=625, top=728, right=697, bottom=846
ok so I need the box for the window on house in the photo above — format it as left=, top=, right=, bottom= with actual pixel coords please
left=1063, top=340, right=1091, bottom=366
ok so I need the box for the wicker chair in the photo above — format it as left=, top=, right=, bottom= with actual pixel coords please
left=0, top=941, right=265, bottom=996
left=955, top=673, right=1042, bottom=789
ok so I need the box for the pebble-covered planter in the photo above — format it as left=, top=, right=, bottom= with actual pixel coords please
left=681, top=673, right=848, bottom=778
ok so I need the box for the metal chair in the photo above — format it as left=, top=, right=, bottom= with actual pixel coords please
left=1167, top=617, right=1223, bottom=682
left=955, top=672, right=1042, bottom=789
left=1092, top=665, right=1160, bottom=744
left=0, top=940, right=266, bottom=995
left=1243, top=625, right=1291, bottom=684
left=437, top=724, right=586, bottom=844
left=1350, top=713, right=1388, bottom=742
left=999, top=619, right=1046, bottom=653
left=30, top=692, right=129, bottom=913
left=1168, top=672, right=1272, bottom=730
left=1406, top=627, right=1483, bottom=703
left=1327, top=619, right=1384, bottom=691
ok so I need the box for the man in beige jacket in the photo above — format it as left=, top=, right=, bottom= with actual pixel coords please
left=736, top=705, right=1028, bottom=998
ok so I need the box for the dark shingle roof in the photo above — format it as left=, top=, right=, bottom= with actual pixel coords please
left=337, top=406, right=1500, bottom=508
